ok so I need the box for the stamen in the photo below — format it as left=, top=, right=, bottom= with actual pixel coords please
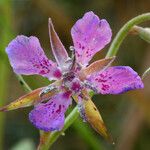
left=83, top=81, right=98, bottom=93
left=40, top=85, right=58, bottom=98
left=78, top=93, right=89, bottom=101
left=77, top=102, right=87, bottom=122
left=69, top=46, right=76, bottom=70
left=61, top=57, right=72, bottom=73
left=77, top=96, right=87, bottom=122
left=65, top=57, right=72, bottom=64
left=69, top=46, right=75, bottom=55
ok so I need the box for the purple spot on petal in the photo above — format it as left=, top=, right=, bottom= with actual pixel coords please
left=29, top=92, right=72, bottom=131
left=56, top=105, right=62, bottom=114
left=101, top=84, right=109, bottom=91
left=53, top=69, right=62, bottom=78
left=62, top=91, right=72, bottom=99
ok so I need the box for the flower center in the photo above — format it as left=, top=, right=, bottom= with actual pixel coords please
left=63, top=71, right=82, bottom=93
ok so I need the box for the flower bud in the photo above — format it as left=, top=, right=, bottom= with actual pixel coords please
left=131, top=26, right=150, bottom=43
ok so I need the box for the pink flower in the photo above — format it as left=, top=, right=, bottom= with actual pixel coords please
left=2, top=12, right=143, bottom=136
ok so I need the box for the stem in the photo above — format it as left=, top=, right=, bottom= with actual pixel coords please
left=16, top=75, right=32, bottom=92
left=142, top=67, right=150, bottom=79
left=73, top=119, right=104, bottom=150
left=106, top=13, right=150, bottom=58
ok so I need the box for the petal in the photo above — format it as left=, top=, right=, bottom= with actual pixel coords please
left=48, top=19, right=69, bottom=71
left=78, top=97, right=112, bottom=141
left=71, top=11, right=112, bottom=66
left=29, top=91, right=72, bottom=131
left=0, top=87, right=57, bottom=111
left=78, top=56, right=115, bottom=80
left=6, top=35, right=62, bottom=80
left=87, top=66, right=144, bottom=94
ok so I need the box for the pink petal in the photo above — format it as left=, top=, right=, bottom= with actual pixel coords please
left=29, top=91, right=72, bottom=131
left=6, top=35, right=62, bottom=80
left=71, top=11, right=112, bottom=66
left=87, top=66, right=144, bottom=94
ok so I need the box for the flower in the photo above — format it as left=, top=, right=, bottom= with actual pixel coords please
left=1, top=11, right=144, bottom=139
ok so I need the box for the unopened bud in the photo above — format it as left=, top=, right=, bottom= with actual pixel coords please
left=130, top=25, right=150, bottom=43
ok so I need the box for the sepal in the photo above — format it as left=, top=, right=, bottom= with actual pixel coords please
left=48, top=18, right=69, bottom=70
left=0, top=87, right=57, bottom=111
left=79, top=56, right=115, bottom=80
left=78, top=98, right=112, bottom=142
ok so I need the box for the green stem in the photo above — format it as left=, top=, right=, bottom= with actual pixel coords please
left=73, top=119, right=104, bottom=150
left=16, top=75, right=32, bottom=92
left=106, top=13, right=150, bottom=58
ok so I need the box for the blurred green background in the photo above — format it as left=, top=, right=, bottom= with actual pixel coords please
left=0, top=0, right=150, bottom=150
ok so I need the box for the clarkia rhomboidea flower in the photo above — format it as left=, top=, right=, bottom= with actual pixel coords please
left=0, top=11, right=144, bottom=140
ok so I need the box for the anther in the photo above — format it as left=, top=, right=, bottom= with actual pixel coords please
left=40, top=85, right=57, bottom=98
left=69, top=46, right=75, bottom=52
left=83, top=81, right=98, bottom=93
left=69, top=46, right=76, bottom=70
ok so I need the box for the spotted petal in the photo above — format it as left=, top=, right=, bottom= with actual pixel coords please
left=87, top=66, right=144, bottom=94
left=71, top=11, right=112, bottom=66
left=29, top=92, right=72, bottom=131
left=6, top=35, right=62, bottom=80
